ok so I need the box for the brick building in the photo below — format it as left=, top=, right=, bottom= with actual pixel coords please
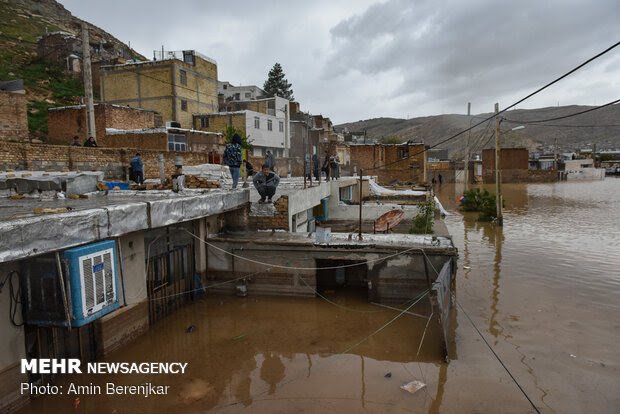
left=0, top=80, right=28, bottom=142
left=105, top=127, right=224, bottom=157
left=349, top=142, right=427, bottom=185
left=47, top=103, right=160, bottom=146
left=482, top=148, right=529, bottom=183
left=101, top=50, right=218, bottom=128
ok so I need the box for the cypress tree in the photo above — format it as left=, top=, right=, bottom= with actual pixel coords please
left=263, top=62, right=294, bottom=100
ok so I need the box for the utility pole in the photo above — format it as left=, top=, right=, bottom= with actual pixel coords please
left=494, top=103, right=503, bottom=226
left=553, top=138, right=558, bottom=170
left=465, top=102, right=471, bottom=189
left=81, top=22, right=96, bottom=141
left=358, top=169, right=363, bottom=240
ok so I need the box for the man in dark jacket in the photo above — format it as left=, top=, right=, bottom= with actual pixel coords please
left=253, top=164, right=280, bottom=203
left=224, top=134, right=243, bottom=189
left=130, top=153, right=144, bottom=184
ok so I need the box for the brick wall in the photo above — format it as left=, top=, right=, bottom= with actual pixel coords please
left=0, top=142, right=217, bottom=180
left=0, top=91, right=28, bottom=141
left=105, top=132, right=168, bottom=151
left=101, top=56, right=218, bottom=128
left=249, top=195, right=289, bottom=231
left=47, top=104, right=157, bottom=146
left=485, top=169, right=558, bottom=183
left=482, top=148, right=530, bottom=182
left=194, top=113, right=246, bottom=134
left=349, top=143, right=426, bottom=185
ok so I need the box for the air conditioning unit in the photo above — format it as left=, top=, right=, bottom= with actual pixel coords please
left=20, top=240, right=120, bottom=327
left=166, top=121, right=182, bottom=129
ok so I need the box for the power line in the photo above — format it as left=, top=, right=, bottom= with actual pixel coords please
left=183, top=229, right=437, bottom=271
left=503, top=98, right=620, bottom=124
left=363, top=41, right=620, bottom=172
left=456, top=299, right=542, bottom=414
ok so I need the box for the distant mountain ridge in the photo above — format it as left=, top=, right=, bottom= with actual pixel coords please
left=336, top=104, right=620, bottom=158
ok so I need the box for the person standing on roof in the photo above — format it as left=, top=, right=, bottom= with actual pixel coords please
left=264, top=150, right=275, bottom=172
left=224, top=134, right=243, bottom=189
left=71, top=136, right=81, bottom=146
left=253, top=164, right=280, bottom=203
left=130, top=153, right=144, bottom=184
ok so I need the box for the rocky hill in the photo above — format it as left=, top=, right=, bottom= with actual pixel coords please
left=337, top=104, right=620, bottom=158
left=0, top=0, right=144, bottom=137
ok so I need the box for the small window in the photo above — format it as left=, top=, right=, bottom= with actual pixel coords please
left=234, top=93, right=240, bottom=100
left=267, top=119, right=273, bottom=131
left=180, top=69, right=187, bottom=86
left=181, top=100, right=188, bottom=112
left=245, top=92, right=251, bottom=98
left=168, top=134, right=187, bottom=152
left=223, top=84, right=228, bottom=90
left=399, top=148, right=409, bottom=159
left=200, top=117, right=209, bottom=128
left=279, top=121, right=284, bottom=132
left=254, top=117, right=260, bottom=129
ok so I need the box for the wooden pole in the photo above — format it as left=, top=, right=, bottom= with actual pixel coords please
left=494, top=103, right=503, bottom=226
left=465, top=102, right=471, bottom=189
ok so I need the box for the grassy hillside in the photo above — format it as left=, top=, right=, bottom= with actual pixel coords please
left=0, top=0, right=143, bottom=138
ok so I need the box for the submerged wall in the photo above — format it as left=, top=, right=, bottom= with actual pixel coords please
left=206, top=236, right=456, bottom=304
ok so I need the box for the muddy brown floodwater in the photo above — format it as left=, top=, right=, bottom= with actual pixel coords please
left=17, top=179, right=620, bottom=413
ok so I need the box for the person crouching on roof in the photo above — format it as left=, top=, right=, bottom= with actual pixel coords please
left=253, top=164, right=280, bottom=203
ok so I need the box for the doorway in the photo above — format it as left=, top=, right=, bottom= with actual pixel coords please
left=315, top=259, right=368, bottom=299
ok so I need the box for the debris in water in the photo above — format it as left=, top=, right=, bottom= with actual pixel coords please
left=178, top=379, right=214, bottom=404
left=570, top=354, right=576, bottom=358
left=231, top=333, right=246, bottom=340
left=463, top=266, right=471, bottom=270
left=186, top=325, right=196, bottom=333
left=384, top=372, right=392, bottom=378
left=400, top=380, right=426, bottom=394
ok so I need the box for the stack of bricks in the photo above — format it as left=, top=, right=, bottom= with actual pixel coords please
left=249, top=195, right=289, bottom=231
left=184, top=175, right=220, bottom=189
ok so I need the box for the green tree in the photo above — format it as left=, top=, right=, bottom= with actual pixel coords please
left=263, top=63, right=294, bottom=100
left=460, top=188, right=499, bottom=221
left=223, top=125, right=253, bottom=149
left=410, top=198, right=435, bottom=234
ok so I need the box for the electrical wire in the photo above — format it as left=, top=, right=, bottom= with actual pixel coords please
left=338, top=290, right=430, bottom=355
left=503, top=98, right=620, bottom=124
left=182, top=229, right=438, bottom=271
left=361, top=41, right=620, bottom=172
left=456, top=299, right=542, bottom=414
left=1, top=271, right=24, bottom=327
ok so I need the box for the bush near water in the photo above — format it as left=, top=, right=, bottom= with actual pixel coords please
left=460, top=188, right=498, bottom=221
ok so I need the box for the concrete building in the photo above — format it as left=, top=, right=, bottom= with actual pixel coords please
left=101, top=50, right=218, bottom=128
left=218, top=81, right=265, bottom=102
left=0, top=80, right=28, bottom=142
left=194, top=96, right=290, bottom=157
left=349, top=142, right=427, bottom=185
left=0, top=183, right=248, bottom=412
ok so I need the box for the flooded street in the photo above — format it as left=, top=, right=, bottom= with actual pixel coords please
left=18, top=179, right=620, bottom=414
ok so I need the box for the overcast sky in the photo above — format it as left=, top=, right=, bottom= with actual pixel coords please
left=57, top=0, right=619, bottom=124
